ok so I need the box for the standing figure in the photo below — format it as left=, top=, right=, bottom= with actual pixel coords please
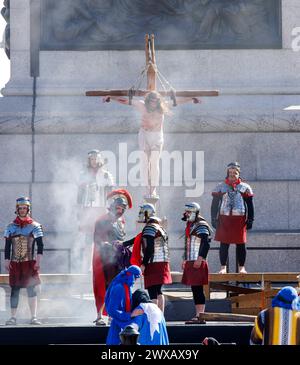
left=250, top=286, right=300, bottom=345
left=129, top=289, right=169, bottom=345
left=77, top=149, right=114, bottom=271
left=181, top=202, right=212, bottom=322
left=4, top=197, right=44, bottom=325
left=92, top=189, right=133, bottom=326
left=132, top=203, right=172, bottom=313
left=77, top=149, right=114, bottom=209
left=103, top=92, right=200, bottom=199
left=211, top=162, right=254, bottom=274
left=105, top=265, right=142, bottom=345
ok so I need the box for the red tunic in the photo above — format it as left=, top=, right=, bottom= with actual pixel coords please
left=181, top=260, right=208, bottom=286
left=144, top=262, right=172, bottom=288
left=9, top=260, right=41, bottom=288
left=215, top=215, right=247, bottom=244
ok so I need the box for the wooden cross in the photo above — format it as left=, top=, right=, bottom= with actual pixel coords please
left=86, top=34, right=219, bottom=101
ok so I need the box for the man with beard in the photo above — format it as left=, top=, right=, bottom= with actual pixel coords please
left=92, top=189, right=133, bottom=326
left=4, top=197, right=44, bottom=325
left=103, top=92, right=200, bottom=199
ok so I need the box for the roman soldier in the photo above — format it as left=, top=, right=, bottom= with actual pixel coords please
left=92, top=189, right=133, bottom=326
left=77, top=149, right=114, bottom=272
left=77, top=149, right=114, bottom=209
left=181, top=202, right=212, bottom=322
left=131, top=203, right=172, bottom=313
left=211, top=162, right=254, bottom=274
left=4, top=197, right=44, bottom=325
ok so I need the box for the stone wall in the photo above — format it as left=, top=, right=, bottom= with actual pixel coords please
left=0, top=0, right=299, bottom=273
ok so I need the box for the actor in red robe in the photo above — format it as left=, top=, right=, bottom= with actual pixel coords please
left=92, top=189, right=133, bottom=325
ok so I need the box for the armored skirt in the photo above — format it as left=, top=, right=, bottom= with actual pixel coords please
left=182, top=260, right=208, bottom=286
left=144, top=262, right=172, bottom=288
left=9, top=260, right=41, bottom=288
left=215, top=215, right=247, bottom=244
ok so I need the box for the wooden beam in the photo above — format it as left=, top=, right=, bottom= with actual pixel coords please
left=170, top=272, right=300, bottom=283
left=86, top=89, right=219, bottom=97
left=230, top=289, right=279, bottom=304
left=210, top=282, right=262, bottom=294
left=147, top=34, right=156, bottom=91
left=186, top=312, right=256, bottom=323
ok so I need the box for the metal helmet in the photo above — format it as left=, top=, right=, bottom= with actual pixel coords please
left=119, top=325, right=140, bottom=345
left=15, top=196, right=31, bottom=214
left=183, top=202, right=200, bottom=222
left=87, top=149, right=104, bottom=167
left=226, top=161, right=240, bottom=175
left=138, top=203, right=156, bottom=223
left=107, top=189, right=133, bottom=216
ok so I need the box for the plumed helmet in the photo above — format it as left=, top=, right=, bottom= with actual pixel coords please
left=138, top=203, right=156, bottom=223
left=107, top=189, right=133, bottom=210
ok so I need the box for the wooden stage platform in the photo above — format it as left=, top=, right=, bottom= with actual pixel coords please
left=0, top=321, right=253, bottom=345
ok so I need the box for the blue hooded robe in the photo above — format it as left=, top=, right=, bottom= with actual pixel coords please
left=105, top=265, right=141, bottom=345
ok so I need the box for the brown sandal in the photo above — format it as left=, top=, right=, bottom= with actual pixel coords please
left=185, top=315, right=206, bottom=324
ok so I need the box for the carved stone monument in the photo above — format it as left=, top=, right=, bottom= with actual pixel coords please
left=0, top=0, right=300, bottom=274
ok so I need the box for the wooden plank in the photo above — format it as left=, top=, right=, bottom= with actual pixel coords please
left=230, top=289, right=279, bottom=304
left=170, top=272, right=299, bottom=284
left=209, top=273, right=299, bottom=282
left=197, top=312, right=256, bottom=323
left=232, top=308, right=261, bottom=316
left=86, top=90, right=219, bottom=97
left=210, top=282, right=261, bottom=294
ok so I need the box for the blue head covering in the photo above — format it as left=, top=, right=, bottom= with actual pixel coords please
left=272, top=286, right=300, bottom=310
left=105, top=266, right=141, bottom=309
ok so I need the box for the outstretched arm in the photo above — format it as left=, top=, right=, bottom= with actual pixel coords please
left=103, top=96, right=129, bottom=104
left=102, top=96, right=144, bottom=109
left=174, top=97, right=202, bottom=106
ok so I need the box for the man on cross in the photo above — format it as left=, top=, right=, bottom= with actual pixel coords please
left=103, top=91, right=200, bottom=199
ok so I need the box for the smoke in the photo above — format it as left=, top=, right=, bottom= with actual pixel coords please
left=38, top=155, right=99, bottom=323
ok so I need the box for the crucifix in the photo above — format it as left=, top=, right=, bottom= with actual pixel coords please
left=86, top=34, right=218, bottom=100
left=86, top=34, right=219, bottom=204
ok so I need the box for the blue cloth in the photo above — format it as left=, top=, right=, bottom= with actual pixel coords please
left=272, top=286, right=300, bottom=310
left=105, top=266, right=141, bottom=345
left=131, top=304, right=169, bottom=345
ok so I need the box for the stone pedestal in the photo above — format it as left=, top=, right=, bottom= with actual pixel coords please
left=0, top=0, right=300, bottom=274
